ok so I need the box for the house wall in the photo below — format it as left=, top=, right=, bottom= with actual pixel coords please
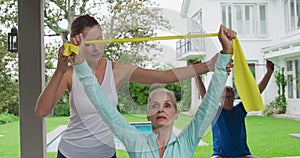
left=181, top=0, right=300, bottom=115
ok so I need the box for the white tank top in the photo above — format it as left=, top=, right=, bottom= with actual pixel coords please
left=58, top=60, right=118, bottom=158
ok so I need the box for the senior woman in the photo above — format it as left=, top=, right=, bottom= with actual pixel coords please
left=72, top=25, right=235, bottom=158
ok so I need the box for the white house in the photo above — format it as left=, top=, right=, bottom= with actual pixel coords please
left=177, top=0, right=300, bottom=115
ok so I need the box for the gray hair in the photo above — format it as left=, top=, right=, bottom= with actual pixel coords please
left=147, top=88, right=177, bottom=111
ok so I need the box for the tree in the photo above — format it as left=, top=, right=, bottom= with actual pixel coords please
left=101, top=0, right=171, bottom=66
left=0, top=0, right=174, bottom=115
left=44, top=0, right=104, bottom=41
left=0, top=32, right=19, bottom=115
left=0, top=0, right=19, bottom=115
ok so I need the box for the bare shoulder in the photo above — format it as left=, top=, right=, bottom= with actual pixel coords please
left=112, top=61, right=137, bottom=73
left=112, top=61, right=138, bottom=85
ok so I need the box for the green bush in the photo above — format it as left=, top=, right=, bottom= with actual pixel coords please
left=0, top=112, right=18, bottom=125
left=53, top=103, right=70, bottom=116
left=180, top=80, right=191, bottom=112
left=117, top=82, right=182, bottom=114
left=176, top=102, right=189, bottom=112
left=264, top=66, right=287, bottom=116
left=263, top=99, right=286, bottom=116
left=53, top=91, right=70, bottom=116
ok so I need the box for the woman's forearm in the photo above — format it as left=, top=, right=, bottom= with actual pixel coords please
left=129, top=54, right=217, bottom=84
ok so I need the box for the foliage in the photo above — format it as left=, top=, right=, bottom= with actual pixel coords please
left=117, top=81, right=182, bottom=114
left=0, top=30, right=19, bottom=115
left=179, top=79, right=191, bottom=111
left=102, top=0, right=171, bottom=66
left=44, top=0, right=103, bottom=41
left=178, top=59, right=200, bottom=112
left=53, top=91, right=70, bottom=116
left=0, top=112, right=18, bottom=125
left=275, top=66, right=287, bottom=107
left=264, top=66, right=287, bottom=116
left=0, top=1, right=19, bottom=115
left=263, top=100, right=287, bottom=116
left=0, top=0, right=18, bottom=29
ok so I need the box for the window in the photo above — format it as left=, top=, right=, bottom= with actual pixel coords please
left=296, top=59, right=300, bottom=98
left=192, top=10, right=203, bottom=32
left=286, top=59, right=300, bottom=98
left=221, top=3, right=267, bottom=37
left=284, top=0, right=300, bottom=33
left=190, top=10, right=205, bottom=52
left=222, top=4, right=232, bottom=28
left=288, top=74, right=294, bottom=98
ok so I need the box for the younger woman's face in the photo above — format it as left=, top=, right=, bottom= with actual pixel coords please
left=81, top=25, right=104, bottom=63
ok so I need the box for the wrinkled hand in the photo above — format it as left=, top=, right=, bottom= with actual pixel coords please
left=70, top=33, right=85, bottom=65
left=70, top=33, right=84, bottom=46
left=218, top=25, right=236, bottom=54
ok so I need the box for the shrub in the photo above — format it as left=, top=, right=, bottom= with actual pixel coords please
left=0, top=112, right=18, bottom=125
left=264, top=66, right=287, bottom=116
left=53, top=91, right=70, bottom=116
left=263, top=98, right=286, bottom=116
left=53, top=103, right=70, bottom=116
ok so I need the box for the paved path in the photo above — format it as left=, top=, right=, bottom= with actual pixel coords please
left=289, top=133, right=300, bottom=140
left=273, top=113, right=300, bottom=121
left=47, top=125, right=67, bottom=152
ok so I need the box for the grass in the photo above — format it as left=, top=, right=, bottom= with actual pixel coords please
left=0, top=114, right=300, bottom=158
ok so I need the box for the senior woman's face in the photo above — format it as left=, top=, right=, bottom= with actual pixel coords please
left=147, top=92, right=178, bottom=130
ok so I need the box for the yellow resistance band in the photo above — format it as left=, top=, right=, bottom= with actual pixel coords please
left=63, top=33, right=218, bottom=55
left=63, top=43, right=80, bottom=57
left=85, top=33, right=219, bottom=44
left=63, top=33, right=264, bottom=112
left=233, top=38, right=264, bottom=112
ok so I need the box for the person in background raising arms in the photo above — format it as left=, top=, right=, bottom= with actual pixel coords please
left=35, top=14, right=232, bottom=158
left=196, top=60, right=274, bottom=158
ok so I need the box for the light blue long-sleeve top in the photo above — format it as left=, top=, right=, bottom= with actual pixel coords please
left=74, top=52, right=232, bottom=158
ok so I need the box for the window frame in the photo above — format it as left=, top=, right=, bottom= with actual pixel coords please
left=286, top=58, right=300, bottom=99
left=221, top=2, right=268, bottom=38
left=284, top=0, right=300, bottom=33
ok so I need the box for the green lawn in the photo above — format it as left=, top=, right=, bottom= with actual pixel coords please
left=0, top=115, right=300, bottom=158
